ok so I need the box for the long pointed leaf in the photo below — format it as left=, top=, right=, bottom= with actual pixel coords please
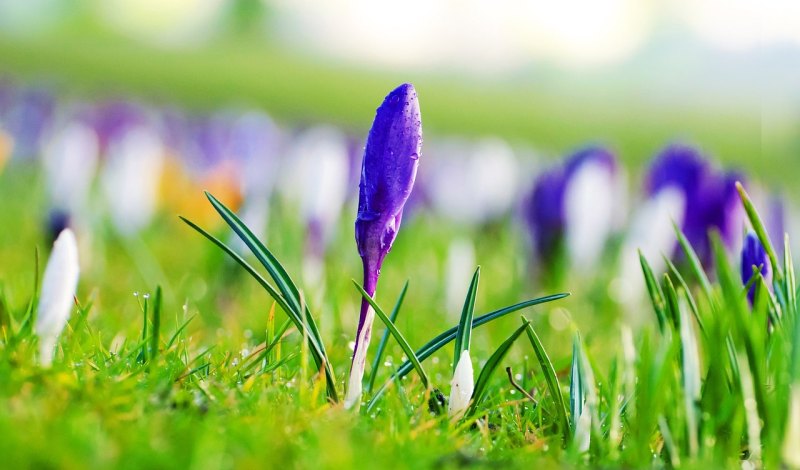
left=454, top=266, right=480, bottom=372
left=353, top=281, right=429, bottom=389
left=182, top=205, right=338, bottom=401
left=465, top=319, right=530, bottom=417
left=367, top=281, right=409, bottom=394
left=525, top=321, right=570, bottom=443
left=366, top=292, right=569, bottom=411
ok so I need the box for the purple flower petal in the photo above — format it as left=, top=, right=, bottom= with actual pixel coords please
left=741, top=231, right=771, bottom=304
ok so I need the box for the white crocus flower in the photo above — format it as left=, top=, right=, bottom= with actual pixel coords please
left=448, top=349, right=474, bottom=418
left=34, top=229, right=80, bottom=367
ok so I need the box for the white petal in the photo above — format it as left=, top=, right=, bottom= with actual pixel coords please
left=102, top=126, right=164, bottom=235
left=35, top=229, right=80, bottom=366
left=42, top=122, right=99, bottom=213
left=448, top=349, right=474, bottom=418
left=564, top=160, right=617, bottom=269
left=615, top=187, right=685, bottom=304
left=344, top=304, right=376, bottom=411
left=444, top=238, right=476, bottom=317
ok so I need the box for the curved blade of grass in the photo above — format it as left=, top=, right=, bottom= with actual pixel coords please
left=673, top=222, right=713, bottom=300
left=662, top=273, right=680, bottom=329
left=524, top=321, right=570, bottom=443
left=366, top=292, right=569, bottom=411
left=711, top=233, right=771, bottom=428
left=366, top=281, right=409, bottom=394
left=664, top=257, right=705, bottom=334
left=736, top=182, right=783, bottom=283
left=679, top=297, right=701, bottom=457
left=204, top=193, right=329, bottom=362
left=454, top=266, right=480, bottom=372
left=353, top=280, right=429, bottom=390
left=181, top=211, right=338, bottom=402
left=569, top=333, right=584, bottom=433
left=149, top=286, right=162, bottom=361
left=465, top=319, right=530, bottom=417
left=640, top=251, right=668, bottom=332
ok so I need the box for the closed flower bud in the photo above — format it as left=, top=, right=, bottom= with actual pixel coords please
left=346, top=83, right=422, bottom=410
left=448, top=349, right=474, bottom=418
left=35, top=229, right=80, bottom=367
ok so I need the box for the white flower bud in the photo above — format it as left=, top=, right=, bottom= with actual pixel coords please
left=448, top=349, right=474, bottom=418
left=35, top=229, right=80, bottom=366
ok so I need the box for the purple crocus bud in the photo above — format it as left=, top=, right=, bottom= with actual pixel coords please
left=345, top=83, right=422, bottom=409
left=741, top=231, right=771, bottom=304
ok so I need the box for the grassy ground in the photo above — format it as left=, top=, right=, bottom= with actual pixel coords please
left=0, top=157, right=797, bottom=468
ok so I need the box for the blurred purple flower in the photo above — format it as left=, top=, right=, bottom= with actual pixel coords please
left=741, top=231, right=771, bottom=304
left=523, top=146, right=618, bottom=271
left=645, top=144, right=745, bottom=265
left=346, top=83, right=422, bottom=409
left=6, top=87, right=55, bottom=159
left=91, top=101, right=150, bottom=155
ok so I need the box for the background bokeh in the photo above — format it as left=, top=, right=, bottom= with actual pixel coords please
left=0, top=0, right=797, bottom=181
left=0, top=0, right=797, bottom=373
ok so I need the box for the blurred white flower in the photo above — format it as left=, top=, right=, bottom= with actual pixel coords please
left=427, top=137, right=519, bottom=225
left=35, top=229, right=80, bottom=367
left=448, top=349, right=474, bottom=418
left=445, top=238, right=476, bottom=317
left=101, top=126, right=164, bottom=235
left=615, top=187, right=685, bottom=304
left=564, top=158, right=619, bottom=269
left=42, top=120, right=99, bottom=214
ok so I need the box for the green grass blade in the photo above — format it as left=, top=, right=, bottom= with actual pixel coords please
left=465, top=319, right=530, bottom=417
left=150, top=286, right=162, bottom=361
left=365, top=292, right=569, bottom=411
left=569, top=333, right=584, bottom=433
left=204, top=192, right=331, bottom=374
left=353, top=280, right=429, bottom=390
left=736, top=182, right=783, bottom=283
left=206, top=192, right=304, bottom=313
left=662, top=273, right=680, bottom=330
left=665, top=257, right=705, bottom=334
left=679, top=297, right=701, bottom=457
left=366, top=281, right=409, bottom=395
left=640, top=251, right=668, bottom=332
left=366, top=293, right=569, bottom=410
left=784, top=234, right=797, bottom=320
left=524, top=321, right=570, bottom=443
left=182, top=205, right=338, bottom=401
left=673, top=222, right=713, bottom=300
left=454, top=266, right=480, bottom=372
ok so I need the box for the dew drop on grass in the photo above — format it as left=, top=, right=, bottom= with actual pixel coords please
left=515, top=373, right=522, bottom=381
left=142, top=293, right=150, bottom=300
left=348, top=341, right=355, bottom=351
